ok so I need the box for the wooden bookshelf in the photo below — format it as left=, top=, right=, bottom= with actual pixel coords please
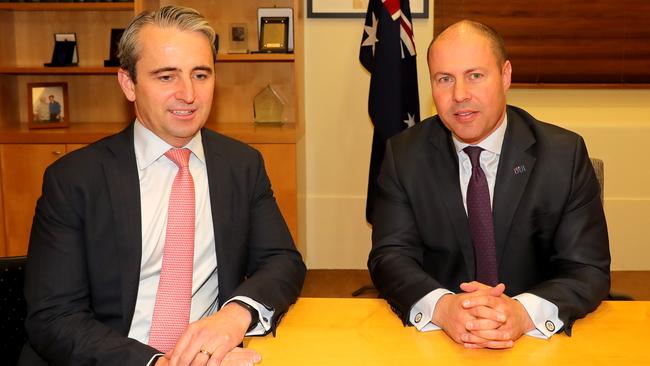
left=0, top=66, right=119, bottom=75
left=0, top=0, right=305, bottom=255
left=0, top=2, right=134, bottom=12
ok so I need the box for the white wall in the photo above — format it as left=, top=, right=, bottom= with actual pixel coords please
left=303, top=6, right=433, bottom=269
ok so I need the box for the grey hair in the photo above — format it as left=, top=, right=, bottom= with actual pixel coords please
left=117, top=5, right=216, bottom=83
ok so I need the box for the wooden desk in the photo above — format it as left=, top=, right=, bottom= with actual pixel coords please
left=247, top=298, right=650, bottom=365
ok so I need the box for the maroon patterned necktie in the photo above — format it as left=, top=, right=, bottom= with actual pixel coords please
left=464, top=146, right=498, bottom=286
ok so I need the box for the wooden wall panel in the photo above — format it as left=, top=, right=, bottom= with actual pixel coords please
left=250, top=143, right=297, bottom=243
left=0, top=144, right=65, bottom=256
left=434, top=0, right=650, bottom=84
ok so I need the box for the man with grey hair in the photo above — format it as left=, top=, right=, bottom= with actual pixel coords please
left=21, top=5, right=305, bottom=366
left=369, top=20, right=610, bottom=349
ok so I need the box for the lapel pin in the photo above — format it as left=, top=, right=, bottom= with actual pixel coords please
left=513, top=165, right=526, bottom=175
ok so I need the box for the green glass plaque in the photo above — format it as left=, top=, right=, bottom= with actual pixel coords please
left=253, top=85, right=285, bottom=125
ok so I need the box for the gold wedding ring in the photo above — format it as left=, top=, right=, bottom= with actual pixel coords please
left=198, top=347, right=212, bottom=357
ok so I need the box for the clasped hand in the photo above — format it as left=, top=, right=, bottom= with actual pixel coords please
left=156, top=302, right=262, bottom=366
left=432, top=282, right=534, bottom=349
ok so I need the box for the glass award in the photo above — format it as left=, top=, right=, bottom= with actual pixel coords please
left=253, top=85, right=285, bottom=125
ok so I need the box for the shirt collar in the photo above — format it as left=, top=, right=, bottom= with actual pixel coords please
left=452, top=112, right=508, bottom=156
left=133, top=119, right=205, bottom=170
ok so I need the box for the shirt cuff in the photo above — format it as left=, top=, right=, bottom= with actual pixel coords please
left=409, top=288, right=454, bottom=332
left=513, top=292, right=564, bottom=339
left=223, top=296, right=273, bottom=336
left=146, top=353, right=164, bottom=366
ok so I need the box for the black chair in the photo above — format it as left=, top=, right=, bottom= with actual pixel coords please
left=0, top=256, right=28, bottom=366
left=590, top=158, right=633, bottom=301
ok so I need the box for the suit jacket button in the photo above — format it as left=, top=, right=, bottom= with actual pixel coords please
left=414, top=312, right=423, bottom=323
left=545, top=320, right=556, bottom=332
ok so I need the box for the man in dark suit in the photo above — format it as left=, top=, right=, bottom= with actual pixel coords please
left=368, top=20, right=610, bottom=349
left=21, top=6, right=305, bottom=366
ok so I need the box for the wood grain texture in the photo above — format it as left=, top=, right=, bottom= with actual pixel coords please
left=251, top=143, right=297, bottom=243
left=11, top=10, right=133, bottom=67
left=14, top=74, right=133, bottom=125
left=0, top=123, right=298, bottom=144
left=0, top=144, right=65, bottom=256
left=248, top=299, right=650, bottom=365
left=434, top=0, right=650, bottom=84
left=0, top=3, right=133, bottom=12
left=301, top=269, right=650, bottom=301
left=212, top=62, right=295, bottom=124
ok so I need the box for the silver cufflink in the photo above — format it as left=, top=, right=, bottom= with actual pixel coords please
left=414, top=312, right=423, bottom=323
left=545, top=320, right=555, bottom=332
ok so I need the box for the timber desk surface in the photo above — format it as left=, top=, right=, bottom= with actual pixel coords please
left=246, top=298, right=650, bottom=365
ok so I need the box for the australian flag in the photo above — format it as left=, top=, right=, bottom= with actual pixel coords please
left=360, top=0, right=420, bottom=223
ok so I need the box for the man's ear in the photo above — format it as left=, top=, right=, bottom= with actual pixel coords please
left=117, top=69, right=136, bottom=102
left=501, top=60, right=512, bottom=91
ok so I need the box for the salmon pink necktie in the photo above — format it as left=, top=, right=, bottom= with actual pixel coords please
left=149, top=148, right=195, bottom=353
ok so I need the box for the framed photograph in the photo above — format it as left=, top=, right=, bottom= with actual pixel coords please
left=307, top=0, right=429, bottom=18
left=257, top=7, right=293, bottom=52
left=228, top=23, right=248, bottom=54
left=28, top=82, right=70, bottom=129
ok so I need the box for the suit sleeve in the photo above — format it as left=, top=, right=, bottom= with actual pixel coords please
left=24, top=165, right=158, bottom=365
left=368, top=141, right=443, bottom=324
left=526, top=136, right=611, bottom=335
left=228, top=150, right=306, bottom=334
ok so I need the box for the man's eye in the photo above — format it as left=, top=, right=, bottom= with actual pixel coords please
left=469, top=73, right=483, bottom=80
left=438, top=76, right=452, bottom=83
left=194, top=73, right=209, bottom=80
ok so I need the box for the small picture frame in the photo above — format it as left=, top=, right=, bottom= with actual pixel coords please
left=228, top=23, right=248, bottom=54
left=259, top=17, right=289, bottom=53
left=104, top=28, right=125, bottom=67
left=45, top=33, right=79, bottom=67
left=55, top=33, right=78, bottom=64
left=28, top=82, right=70, bottom=129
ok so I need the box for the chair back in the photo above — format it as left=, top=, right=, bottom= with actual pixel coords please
left=590, top=158, right=604, bottom=204
left=0, top=256, right=28, bottom=366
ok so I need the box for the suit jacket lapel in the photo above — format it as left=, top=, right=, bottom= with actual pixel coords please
left=103, top=124, right=143, bottom=332
left=202, top=131, right=232, bottom=305
left=427, top=119, right=476, bottom=280
left=493, top=108, right=536, bottom=264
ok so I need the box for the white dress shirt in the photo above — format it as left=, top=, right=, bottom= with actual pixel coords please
left=127, top=121, right=271, bottom=349
left=409, top=114, right=563, bottom=339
